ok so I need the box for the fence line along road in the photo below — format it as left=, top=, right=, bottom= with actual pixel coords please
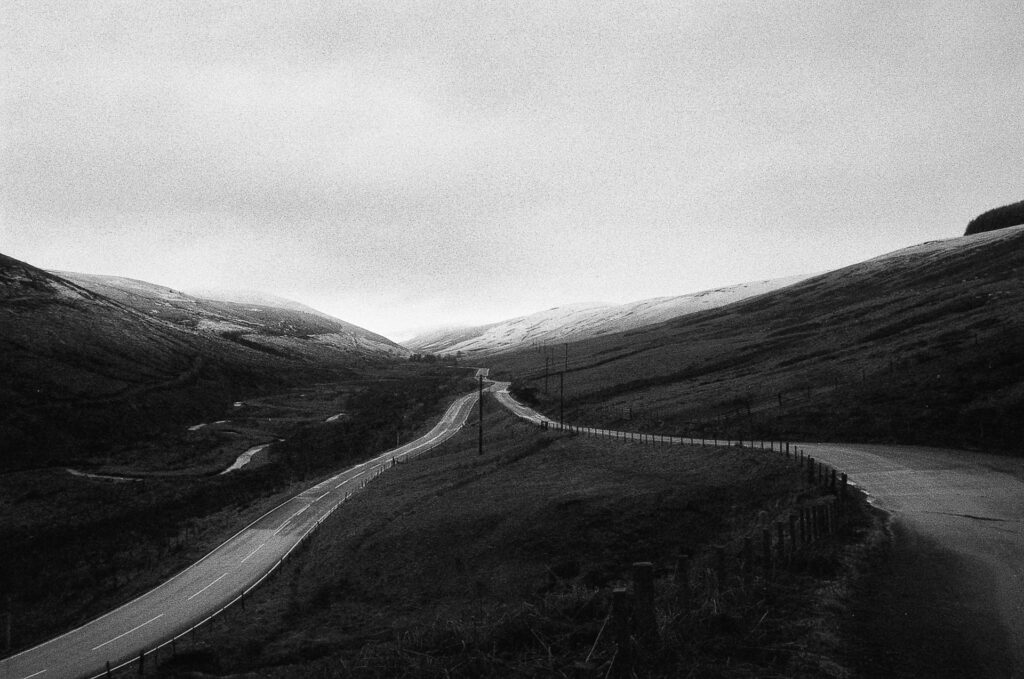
left=2, top=389, right=481, bottom=679
left=490, top=381, right=793, bottom=454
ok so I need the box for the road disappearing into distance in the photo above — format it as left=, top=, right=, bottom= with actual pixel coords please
left=10, top=373, right=1023, bottom=677
left=3, top=387, right=482, bottom=679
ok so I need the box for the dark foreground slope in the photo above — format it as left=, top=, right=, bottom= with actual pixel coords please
left=491, top=226, right=1024, bottom=453
left=169, top=408, right=876, bottom=678
left=0, top=254, right=403, bottom=469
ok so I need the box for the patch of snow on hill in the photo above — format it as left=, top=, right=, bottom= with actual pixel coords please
left=187, top=288, right=337, bottom=320
left=196, top=319, right=251, bottom=334
left=415, top=275, right=815, bottom=355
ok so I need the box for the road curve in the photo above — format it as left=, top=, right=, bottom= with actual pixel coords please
left=490, top=383, right=1024, bottom=673
left=802, top=441, right=1024, bottom=672
left=2, top=389, right=480, bottom=679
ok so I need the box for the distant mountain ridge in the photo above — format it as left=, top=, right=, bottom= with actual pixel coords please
left=55, top=272, right=407, bottom=358
left=0, top=255, right=407, bottom=469
left=407, top=275, right=813, bottom=355
left=184, top=287, right=339, bottom=321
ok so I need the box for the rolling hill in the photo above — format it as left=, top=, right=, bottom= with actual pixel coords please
left=490, top=226, right=1024, bottom=453
left=56, top=272, right=408, bottom=360
left=0, top=255, right=407, bottom=469
left=406, top=274, right=813, bottom=355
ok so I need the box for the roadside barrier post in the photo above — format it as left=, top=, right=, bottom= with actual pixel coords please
left=788, top=514, right=798, bottom=557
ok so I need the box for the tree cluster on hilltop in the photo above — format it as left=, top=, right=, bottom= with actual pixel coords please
left=965, top=199, right=1024, bottom=235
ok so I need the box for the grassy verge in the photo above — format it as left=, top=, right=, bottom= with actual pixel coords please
left=162, top=405, right=878, bottom=678
left=0, top=365, right=472, bottom=653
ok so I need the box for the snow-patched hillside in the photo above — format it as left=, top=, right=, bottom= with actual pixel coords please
left=186, top=288, right=338, bottom=322
left=54, top=272, right=409, bottom=359
left=407, top=274, right=814, bottom=355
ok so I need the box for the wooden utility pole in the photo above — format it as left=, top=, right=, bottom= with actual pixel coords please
left=478, top=374, right=484, bottom=455
left=544, top=355, right=549, bottom=394
left=5, top=594, right=11, bottom=652
left=559, top=371, right=564, bottom=427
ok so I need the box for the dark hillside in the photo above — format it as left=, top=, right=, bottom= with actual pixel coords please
left=0, top=254, right=398, bottom=470
left=965, top=198, right=1024, bottom=235
left=490, top=226, right=1024, bottom=453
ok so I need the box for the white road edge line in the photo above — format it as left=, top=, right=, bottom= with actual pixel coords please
left=92, top=614, right=165, bottom=651
left=6, top=389, right=478, bottom=676
left=187, top=573, right=228, bottom=601
left=19, top=670, right=47, bottom=679
left=240, top=543, right=265, bottom=564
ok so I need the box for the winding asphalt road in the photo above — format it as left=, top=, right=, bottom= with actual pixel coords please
left=11, top=376, right=1022, bottom=677
left=493, top=382, right=1024, bottom=673
left=803, top=441, right=1024, bottom=674
left=2, top=387, right=481, bottom=679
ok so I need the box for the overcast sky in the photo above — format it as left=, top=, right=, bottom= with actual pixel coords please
left=3, top=1, right=1022, bottom=339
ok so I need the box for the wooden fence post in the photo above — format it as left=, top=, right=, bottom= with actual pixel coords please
left=742, top=537, right=752, bottom=584
left=762, top=529, right=772, bottom=574
left=676, top=554, right=691, bottom=609
left=775, top=522, right=785, bottom=564
left=715, top=547, right=726, bottom=595
left=807, top=457, right=815, bottom=485
left=633, top=562, right=657, bottom=642
left=611, top=587, right=631, bottom=678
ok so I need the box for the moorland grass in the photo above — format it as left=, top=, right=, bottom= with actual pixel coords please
left=177, top=406, right=875, bottom=678
left=0, top=366, right=470, bottom=653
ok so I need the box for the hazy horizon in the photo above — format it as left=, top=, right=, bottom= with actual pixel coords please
left=4, top=2, right=1022, bottom=337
